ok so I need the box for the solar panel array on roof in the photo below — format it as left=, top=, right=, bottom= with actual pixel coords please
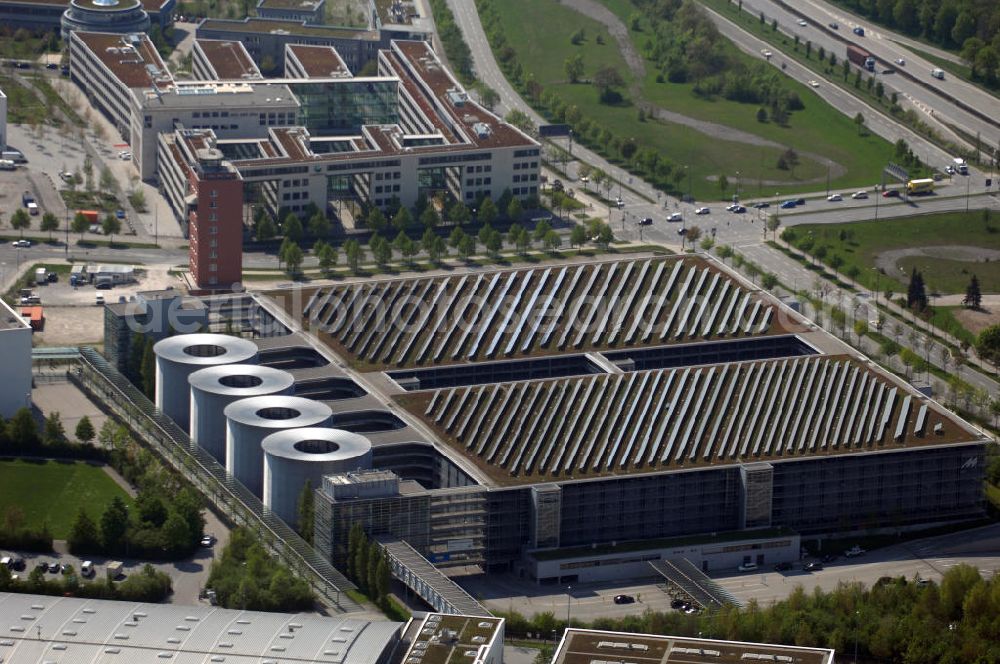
left=415, top=354, right=959, bottom=482
left=298, top=257, right=778, bottom=370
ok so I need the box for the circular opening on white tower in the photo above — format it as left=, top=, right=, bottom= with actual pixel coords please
left=293, top=439, right=341, bottom=454
left=256, top=407, right=301, bottom=420
left=183, top=344, right=227, bottom=358
left=219, top=375, right=264, bottom=388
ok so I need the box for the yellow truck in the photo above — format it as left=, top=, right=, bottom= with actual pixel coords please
left=906, top=178, right=934, bottom=195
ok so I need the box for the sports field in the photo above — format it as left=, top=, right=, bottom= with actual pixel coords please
left=0, top=459, right=132, bottom=539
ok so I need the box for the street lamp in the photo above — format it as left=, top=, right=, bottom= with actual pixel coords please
left=566, top=586, right=572, bottom=630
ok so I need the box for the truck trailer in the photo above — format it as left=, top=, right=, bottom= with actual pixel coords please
left=847, top=45, right=875, bottom=72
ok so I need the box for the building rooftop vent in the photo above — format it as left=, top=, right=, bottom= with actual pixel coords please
left=472, top=122, right=492, bottom=139
left=447, top=88, right=467, bottom=106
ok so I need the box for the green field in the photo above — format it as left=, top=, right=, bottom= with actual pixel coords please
left=785, top=211, right=1000, bottom=294
left=483, top=0, right=897, bottom=200
left=0, top=459, right=132, bottom=539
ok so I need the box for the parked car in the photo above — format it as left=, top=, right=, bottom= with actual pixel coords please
left=667, top=212, right=683, bottom=222
left=804, top=561, right=824, bottom=571
left=694, top=207, right=710, bottom=215
left=638, top=217, right=653, bottom=226
left=81, top=561, right=95, bottom=578
left=844, top=545, right=867, bottom=558
left=115, top=209, right=126, bottom=219
left=670, top=598, right=686, bottom=610
left=47, top=272, right=58, bottom=283
left=613, top=594, right=635, bottom=605
left=780, top=200, right=797, bottom=209
left=798, top=19, right=807, bottom=26
left=118, top=151, right=132, bottom=161
left=677, top=227, right=687, bottom=236
left=753, top=202, right=770, bottom=209
left=827, top=193, right=843, bottom=201
left=773, top=561, right=793, bottom=571
left=200, top=534, right=216, bottom=547
left=737, top=562, right=759, bottom=573
left=34, top=561, right=49, bottom=573
left=794, top=198, right=806, bottom=205
left=47, top=562, right=60, bottom=573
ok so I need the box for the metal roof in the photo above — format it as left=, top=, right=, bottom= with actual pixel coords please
left=376, top=537, right=490, bottom=617
left=0, top=593, right=403, bottom=664
left=649, top=558, right=741, bottom=610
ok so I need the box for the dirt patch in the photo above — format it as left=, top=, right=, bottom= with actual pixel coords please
left=951, top=306, right=1000, bottom=336
left=874, top=245, right=1000, bottom=276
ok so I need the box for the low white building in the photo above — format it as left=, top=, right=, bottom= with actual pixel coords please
left=0, top=298, right=32, bottom=417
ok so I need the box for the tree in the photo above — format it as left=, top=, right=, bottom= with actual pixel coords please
left=564, top=53, right=584, bottom=83
left=43, top=412, right=67, bottom=446
left=570, top=224, right=588, bottom=248
left=99, top=166, right=117, bottom=193
left=976, top=324, right=1000, bottom=367
left=370, top=234, right=392, bottom=266
left=317, top=243, right=338, bottom=275
left=10, top=208, right=30, bottom=237
left=781, top=148, right=800, bottom=175
left=508, top=223, right=530, bottom=254
left=40, top=212, right=59, bottom=240
left=297, top=479, right=315, bottom=545
left=854, top=112, right=865, bottom=135
left=756, top=107, right=768, bottom=123
left=102, top=214, right=121, bottom=243
left=718, top=174, right=729, bottom=193
left=533, top=218, right=552, bottom=244
left=392, top=206, right=412, bottom=232
left=7, top=408, right=38, bottom=448
left=347, top=522, right=364, bottom=581
left=478, top=197, right=498, bottom=226
left=68, top=508, right=101, bottom=554
left=282, top=213, right=303, bottom=242
left=72, top=212, right=89, bottom=238
left=457, top=234, right=477, bottom=261
left=448, top=201, right=470, bottom=226
left=766, top=215, right=781, bottom=239
left=256, top=215, right=276, bottom=242
left=543, top=230, right=561, bottom=252
left=308, top=212, right=330, bottom=239
left=367, top=207, right=387, bottom=232
left=394, top=231, right=418, bottom=264
left=685, top=226, right=702, bottom=247
left=82, top=154, right=94, bottom=193
left=477, top=84, right=499, bottom=110
left=449, top=226, right=466, bottom=250
left=420, top=206, right=440, bottom=230
left=423, top=229, right=444, bottom=263
left=507, top=197, right=523, bottom=221
left=344, top=239, right=363, bottom=272
left=283, top=242, right=303, bottom=276
left=75, top=416, right=95, bottom=444
left=593, top=66, right=625, bottom=103
left=853, top=319, right=870, bottom=343
left=141, top=337, right=156, bottom=399
left=100, top=496, right=129, bottom=553
left=963, top=274, right=982, bottom=309
left=161, top=512, right=192, bottom=555
left=906, top=268, right=928, bottom=311
left=761, top=272, right=778, bottom=290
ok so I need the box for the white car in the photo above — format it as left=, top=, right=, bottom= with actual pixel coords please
left=737, top=562, right=759, bottom=573
left=616, top=197, right=624, bottom=209
left=11, top=239, right=31, bottom=248
left=851, top=190, right=868, bottom=199
left=118, top=151, right=132, bottom=160
left=827, top=193, right=843, bottom=201
left=694, top=207, right=710, bottom=215
left=808, top=80, right=820, bottom=88
left=895, top=58, right=905, bottom=66
left=761, top=49, right=772, bottom=58
left=667, top=212, right=683, bottom=222
left=798, top=19, right=807, bottom=26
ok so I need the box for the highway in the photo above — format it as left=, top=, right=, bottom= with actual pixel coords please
left=729, top=0, right=1000, bottom=155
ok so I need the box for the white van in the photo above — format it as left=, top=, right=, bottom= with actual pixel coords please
left=931, top=68, right=945, bottom=80
left=81, top=561, right=94, bottom=577
left=953, top=157, right=969, bottom=175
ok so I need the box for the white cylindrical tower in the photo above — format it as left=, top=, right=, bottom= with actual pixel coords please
left=154, top=334, right=258, bottom=432
left=262, top=427, right=373, bottom=526
left=189, top=365, right=296, bottom=463
left=224, top=396, right=332, bottom=498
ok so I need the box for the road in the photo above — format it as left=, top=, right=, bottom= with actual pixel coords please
left=728, top=0, right=1000, bottom=155
left=453, top=524, right=1000, bottom=618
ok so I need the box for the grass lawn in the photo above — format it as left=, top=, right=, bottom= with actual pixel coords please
left=786, top=211, right=1000, bottom=294
left=486, top=0, right=898, bottom=200
left=0, top=74, right=46, bottom=124
left=0, top=459, right=132, bottom=539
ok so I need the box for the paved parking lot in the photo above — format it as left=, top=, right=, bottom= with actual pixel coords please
left=1, top=507, right=230, bottom=606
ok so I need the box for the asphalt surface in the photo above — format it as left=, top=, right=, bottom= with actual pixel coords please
left=453, top=524, right=1000, bottom=619
left=727, top=0, right=1000, bottom=154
